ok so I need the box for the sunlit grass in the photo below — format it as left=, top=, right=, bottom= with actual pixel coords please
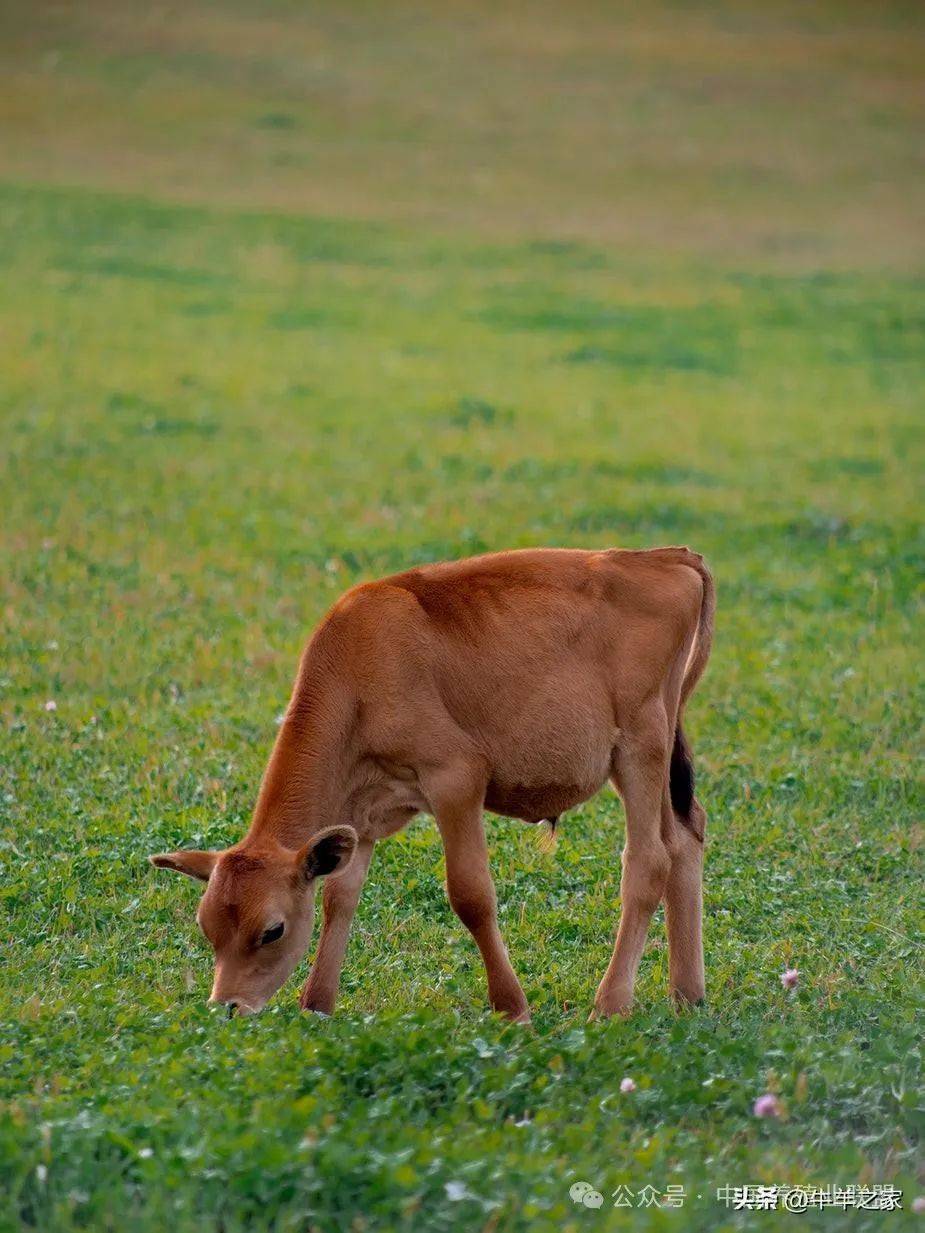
left=0, top=177, right=921, bottom=1232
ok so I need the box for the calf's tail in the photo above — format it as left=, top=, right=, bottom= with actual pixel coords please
left=669, top=724, right=695, bottom=821
left=664, top=547, right=715, bottom=841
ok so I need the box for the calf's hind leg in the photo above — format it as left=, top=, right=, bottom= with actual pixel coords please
left=664, top=796, right=706, bottom=1007
left=594, top=706, right=672, bottom=1018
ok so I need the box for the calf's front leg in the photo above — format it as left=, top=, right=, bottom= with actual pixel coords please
left=300, top=839, right=373, bottom=1014
left=427, top=761, right=530, bottom=1023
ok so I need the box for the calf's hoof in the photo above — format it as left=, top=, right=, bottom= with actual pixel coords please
left=671, top=987, right=706, bottom=1011
left=491, top=997, right=531, bottom=1025
left=299, top=988, right=335, bottom=1016
left=590, top=988, right=633, bottom=1020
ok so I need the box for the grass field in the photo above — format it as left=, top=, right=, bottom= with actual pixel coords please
left=1, top=3, right=923, bottom=1231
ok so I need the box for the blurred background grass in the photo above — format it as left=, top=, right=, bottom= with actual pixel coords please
left=1, top=0, right=923, bottom=266
left=0, top=3, right=923, bottom=1231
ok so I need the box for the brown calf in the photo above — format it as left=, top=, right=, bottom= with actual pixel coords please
left=152, top=546, right=714, bottom=1021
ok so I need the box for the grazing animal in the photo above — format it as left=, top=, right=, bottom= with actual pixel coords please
left=152, top=546, right=714, bottom=1022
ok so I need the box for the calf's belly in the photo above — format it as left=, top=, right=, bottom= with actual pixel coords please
left=482, top=717, right=615, bottom=823
left=483, top=779, right=601, bottom=823
left=449, top=664, right=616, bottom=823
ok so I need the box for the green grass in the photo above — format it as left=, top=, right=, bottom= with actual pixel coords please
left=1, top=3, right=924, bottom=1231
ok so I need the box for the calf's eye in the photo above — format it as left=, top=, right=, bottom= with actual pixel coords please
left=260, top=922, right=285, bottom=946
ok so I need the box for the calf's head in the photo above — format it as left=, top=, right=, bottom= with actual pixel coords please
left=150, top=825, right=357, bottom=1015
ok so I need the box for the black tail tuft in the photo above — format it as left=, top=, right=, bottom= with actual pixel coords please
left=669, top=726, right=695, bottom=820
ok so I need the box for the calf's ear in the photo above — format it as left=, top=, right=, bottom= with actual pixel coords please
left=298, top=825, right=358, bottom=881
left=149, top=850, right=219, bottom=882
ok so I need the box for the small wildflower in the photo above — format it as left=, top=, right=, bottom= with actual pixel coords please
left=36, top=1164, right=48, bottom=1183
left=620, top=1077, right=636, bottom=1093
left=753, top=1093, right=781, bottom=1119
left=445, top=1181, right=471, bottom=1202
left=138, top=1147, right=154, bottom=1159
left=43, top=700, right=57, bottom=712
left=912, top=1196, right=925, bottom=1214
left=780, top=967, right=800, bottom=990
